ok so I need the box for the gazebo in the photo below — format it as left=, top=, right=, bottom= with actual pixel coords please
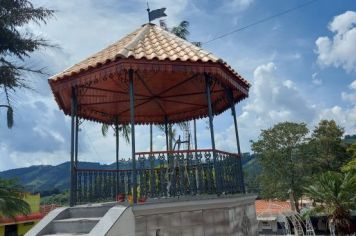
left=49, top=23, right=250, bottom=206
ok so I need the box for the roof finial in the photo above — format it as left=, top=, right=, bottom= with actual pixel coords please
left=146, top=3, right=167, bottom=23
left=146, top=1, right=151, bottom=22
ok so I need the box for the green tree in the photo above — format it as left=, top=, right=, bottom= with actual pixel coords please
left=309, top=120, right=349, bottom=173
left=0, top=178, right=30, bottom=217
left=304, top=171, right=356, bottom=234
left=251, top=122, right=309, bottom=211
left=0, top=0, right=54, bottom=128
left=101, top=124, right=130, bottom=143
left=341, top=143, right=356, bottom=173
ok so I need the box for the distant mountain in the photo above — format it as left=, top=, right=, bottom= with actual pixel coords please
left=0, top=155, right=259, bottom=194
left=0, top=162, right=115, bottom=193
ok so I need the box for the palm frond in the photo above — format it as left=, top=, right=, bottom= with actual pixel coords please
left=171, top=20, right=190, bottom=40
left=0, top=178, right=30, bottom=217
left=120, top=124, right=130, bottom=143
left=7, top=106, right=13, bottom=128
left=101, top=124, right=109, bottom=137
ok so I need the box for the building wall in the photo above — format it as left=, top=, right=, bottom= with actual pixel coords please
left=0, top=194, right=41, bottom=236
left=23, top=194, right=40, bottom=213
left=18, top=221, right=38, bottom=236
left=133, top=195, right=258, bottom=236
left=0, top=221, right=39, bottom=236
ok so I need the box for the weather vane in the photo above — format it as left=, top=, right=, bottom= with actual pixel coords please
left=146, top=1, right=167, bottom=23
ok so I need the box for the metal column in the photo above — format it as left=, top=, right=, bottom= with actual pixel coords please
left=115, top=119, right=119, bottom=199
left=193, top=119, right=197, bottom=150
left=129, top=69, right=137, bottom=203
left=164, top=116, right=169, bottom=151
left=204, top=74, right=220, bottom=194
left=75, top=115, right=79, bottom=166
left=150, top=124, right=153, bottom=152
left=70, top=87, right=77, bottom=206
left=228, top=89, right=246, bottom=193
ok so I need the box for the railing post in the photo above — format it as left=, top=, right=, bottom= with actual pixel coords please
left=204, top=74, right=220, bottom=194
left=227, top=89, right=246, bottom=193
left=129, top=69, right=137, bottom=204
left=70, top=87, right=78, bottom=206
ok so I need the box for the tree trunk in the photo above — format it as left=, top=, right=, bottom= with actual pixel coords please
left=289, top=189, right=299, bottom=212
left=169, top=124, right=173, bottom=151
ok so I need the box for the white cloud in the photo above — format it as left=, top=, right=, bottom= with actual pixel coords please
left=319, top=106, right=356, bottom=135
left=315, top=11, right=356, bottom=72
left=341, top=80, right=356, bottom=105
left=0, top=0, right=190, bottom=170
left=350, top=80, right=356, bottom=90
left=312, top=72, right=322, bottom=85
left=230, top=0, right=254, bottom=9
left=219, top=0, right=254, bottom=14
left=214, top=62, right=317, bottom=152
left=242, top=62, right=315, bottom=123
left=283, top=80, right=295, bottom=89
left=215, top=62, right=356, bottom=153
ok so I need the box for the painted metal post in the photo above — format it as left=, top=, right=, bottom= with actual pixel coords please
left=74, top=92, right=79, bottom=204
left=164, top=116, right=169, bottom=151
left=204, top=74, right=220, bottom=194
left=129, top=69, right=137, bottom=204
left=228, top=89, right=246, bottom=193
left=70, top=87, right=77, bottom=206
left=193, top=119, right=197, bottom=150
left=193, top=118, right=199, bottom=193
left=150, top=124, right=153, bottom=152
left=75, top=115, right=79, bottom=167
left=115, top=119, right=119, bottom=199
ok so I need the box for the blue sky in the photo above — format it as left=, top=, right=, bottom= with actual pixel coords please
left=0, top=0, right=355, bottom=170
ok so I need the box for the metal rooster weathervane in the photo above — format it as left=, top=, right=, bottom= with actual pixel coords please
left=146, top=1, right=167, bottom=22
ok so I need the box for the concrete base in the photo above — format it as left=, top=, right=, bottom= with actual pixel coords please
left=26, top=195, right=257, bottom=236
left=133, top=194, right=257, bottom=236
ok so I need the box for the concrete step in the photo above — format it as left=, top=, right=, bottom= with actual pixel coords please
left=49, top=217, right=100, bottom=234
left=67, top=204, right=115, bottom=218
left=42, top=234, right=87, bottom=236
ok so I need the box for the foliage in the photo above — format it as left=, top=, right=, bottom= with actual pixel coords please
left=243, top=157, right=260, bottom=193
left=251, top=121, right=309, bottom=211
left=40, top=191, right=69, bottom=206
left=309, top=120, right=349, bottom=173
left=341, top=142, right=356, bottom=173
left=101, top=123, right=130, bottom=143
left=0, top=0, right=54, bottom=128
left=0, top=178, right=30, bottom=217
left=304, top=171, right=356, bottom=233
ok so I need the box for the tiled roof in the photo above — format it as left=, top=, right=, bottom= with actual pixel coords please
left=255, top=200, right=293, bottom=215
left=51, top=23, right=249, bottom=87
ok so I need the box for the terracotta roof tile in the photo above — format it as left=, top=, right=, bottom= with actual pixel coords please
left=255, top=200, right=293, bottom=215
left=51, top=23, right=247, bottom=84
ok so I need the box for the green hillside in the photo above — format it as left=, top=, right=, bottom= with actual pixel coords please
left=0, top=162, right=114, bottom=193
left=0, top=155, right=260, bottom=194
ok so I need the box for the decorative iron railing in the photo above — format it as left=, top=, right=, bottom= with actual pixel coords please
left=75, top=149, right=243, bottom=204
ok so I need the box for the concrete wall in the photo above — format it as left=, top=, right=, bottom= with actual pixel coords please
left=133, top=195, right=257, bottom=236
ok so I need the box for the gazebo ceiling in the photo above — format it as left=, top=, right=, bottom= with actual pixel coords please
left=49, top=23, right=250, bottom=125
